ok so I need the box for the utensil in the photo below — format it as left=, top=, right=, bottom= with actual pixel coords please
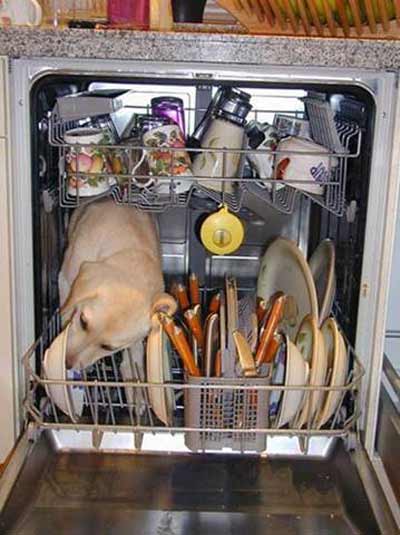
left=315, top=318, right=349, bottom=428
left=257, top=237, right=319, bottom=341
left=209, top=292, right=221, bottom=313
left=233, top=330, right=257, bottom=377
left=309, top=239, right=336, bottom=325
left=204, top=313, right=219, bottom=377
left=159, top=314, right=200, bottom=377
left=255, top=294, right=286, bottom=366
left=294, top=314, right=328, bottom=428
left=189, top=273, right=201, bottom=306
left=214, top=349, right=222, bottom=377
left=146, top=314, right=175, bottom=426
left=256, top=297, right=267, bottom=324
left=175, top=283, right=190, bottom=311
left=200, top=205, right=245, bottom=255
left=184, top=308, right=204, bottom=350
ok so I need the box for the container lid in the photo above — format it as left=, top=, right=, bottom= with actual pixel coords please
left=216, top=88, right=252, bottom=126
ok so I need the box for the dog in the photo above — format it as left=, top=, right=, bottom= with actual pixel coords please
left=59, top=198, right=175, bottom=370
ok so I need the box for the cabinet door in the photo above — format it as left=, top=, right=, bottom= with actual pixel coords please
left=0, top=57, right=7, bottom=137
left=0, top=138, right=15, bottom=464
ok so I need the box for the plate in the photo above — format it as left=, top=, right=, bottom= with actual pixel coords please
left=293, top=315, right=328, bottom=428
left=309, top=239, right=336, bottom=325
left=42, top=323, right=84, bottom=422
left=315, top=318, right=349, bottom=428
left=275, top=335, right=309, bottom=428
left=146, top=314, right=175, bottom=426
left=257, top=237, right=319, bottom=340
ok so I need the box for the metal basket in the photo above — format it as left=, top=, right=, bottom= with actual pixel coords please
left=48, top=102, right=361, bottom=216
left=184, top=375, right=271, bottom=452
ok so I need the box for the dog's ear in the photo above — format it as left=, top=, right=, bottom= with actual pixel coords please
left=151, top=292, right=177, bottom=316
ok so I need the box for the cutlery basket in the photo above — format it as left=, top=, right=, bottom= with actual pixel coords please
left=184, top=375, right=270, bottom=452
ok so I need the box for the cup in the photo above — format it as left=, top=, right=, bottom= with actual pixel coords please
left=171, top=0, right=207, bottom=23
left=107, top=0, right=149, bottom=28
left=275, top=137, right=338, bottom=195
left=142, top=123, right=193, bottom=194
left=64, top=127, right=114, bottom=197
left=151, top=96, right=186, bottom=138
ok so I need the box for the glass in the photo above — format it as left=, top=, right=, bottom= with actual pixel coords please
left=107, top=0, right=149, bottom=28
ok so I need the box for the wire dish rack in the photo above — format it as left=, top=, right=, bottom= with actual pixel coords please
left=23, top=312, right=364, bottom=454
left=48, top=105, right=361, bottom=216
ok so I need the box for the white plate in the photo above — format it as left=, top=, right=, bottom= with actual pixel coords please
left=146, top=314, right=175, bottom=426
left=42, top=323, right=84, bottom=422
left=275, top=335, right=309, bottom=428
left=294, top=315, right=328, bottom=428
left=257, top=237, right=319, bottom=341
left=315, top=318, right=349, bottom=428
left=309, top=239, right=336, bottom=325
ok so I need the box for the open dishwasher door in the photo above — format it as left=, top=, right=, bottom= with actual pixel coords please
left=0, top=57, right=399, bottom=533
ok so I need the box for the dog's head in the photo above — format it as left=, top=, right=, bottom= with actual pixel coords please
left=61, top=261, right=175, bottom=369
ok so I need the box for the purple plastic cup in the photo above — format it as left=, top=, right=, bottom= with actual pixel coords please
left=151, top=96, right=186, bottom=138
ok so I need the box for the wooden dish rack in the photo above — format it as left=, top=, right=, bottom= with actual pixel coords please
left=216, top=0, right=400, bottom=38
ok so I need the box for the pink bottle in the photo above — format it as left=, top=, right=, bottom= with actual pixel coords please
left=107, top=0, right=149, bottom=28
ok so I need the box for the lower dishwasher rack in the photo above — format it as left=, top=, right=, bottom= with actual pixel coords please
left=23, top=312, right=365, bottom=455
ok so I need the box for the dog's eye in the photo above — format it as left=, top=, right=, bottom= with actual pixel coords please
left=80, top=314, right=88, bottom=331
left=101, top=344, right=114, bottom=352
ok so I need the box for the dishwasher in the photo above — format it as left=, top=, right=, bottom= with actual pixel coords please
left=0, top=57, right=399, bottom=534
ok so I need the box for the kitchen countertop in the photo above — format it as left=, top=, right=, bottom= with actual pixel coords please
left=0, top=26, right=400, bottom=71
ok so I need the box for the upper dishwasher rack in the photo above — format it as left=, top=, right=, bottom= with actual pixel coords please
left=48, top=104, right=362, bottom=216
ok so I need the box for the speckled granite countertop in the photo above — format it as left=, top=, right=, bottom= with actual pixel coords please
left=0, top=26, right=400, bottom=70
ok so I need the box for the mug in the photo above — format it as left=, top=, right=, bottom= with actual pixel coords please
left=0, top=0, right=42, bottom=26
left=275, top=137, right=338, bottom=195
left=141, top=123, right=193, bottom=194
left=64, top=127, right=115, bottom=197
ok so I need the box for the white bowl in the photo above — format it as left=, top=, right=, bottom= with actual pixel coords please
left=42, top=323, right=84, bottom=422
left=293, top=315, right=328, bottom=428
left=315, top=318, right=349, bottom=428
left=275, top=335, right=309, bottom=428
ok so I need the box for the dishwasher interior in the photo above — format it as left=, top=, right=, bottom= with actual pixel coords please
left=1, top=69, right=396, bottom=533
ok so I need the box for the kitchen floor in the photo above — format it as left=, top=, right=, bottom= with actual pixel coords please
left=0, top=435, right=378, bottom=534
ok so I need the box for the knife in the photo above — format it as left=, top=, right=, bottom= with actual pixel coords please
left=159, top=313, right=200, bottom=377
left=189, top=273, right=201, bottom=306
left=209, top=292, right=221, bottom=314
left=176, top=283, right=190, bottom=311
left=184, top=307, right=204, bottom=350
left=255, top=294, right=286, bottom=367
left=233, top=330, right=257, bottom=377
